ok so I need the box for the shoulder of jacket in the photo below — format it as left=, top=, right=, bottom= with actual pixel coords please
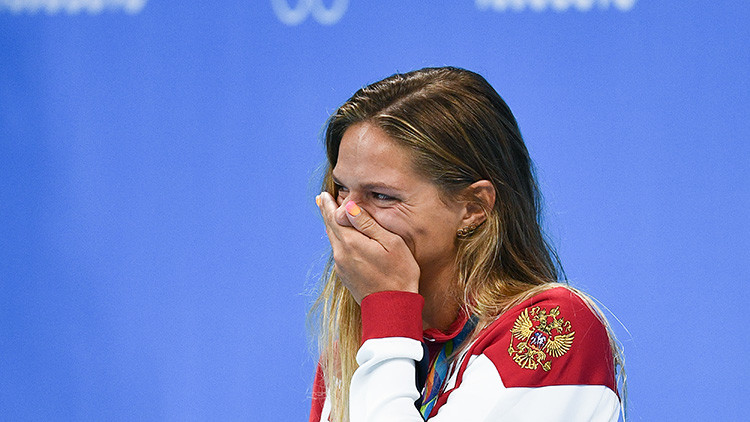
left=467, top=286, right=617, bottom=390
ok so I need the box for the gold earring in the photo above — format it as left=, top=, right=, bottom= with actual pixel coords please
left=457, top=224, right=477, bottom=238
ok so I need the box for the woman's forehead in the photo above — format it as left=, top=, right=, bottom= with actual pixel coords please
left=338, top=123, right=405, bottom=158
left=333, top=123, right=433, bottom=191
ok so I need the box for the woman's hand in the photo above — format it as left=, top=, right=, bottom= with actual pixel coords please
left=316, top=192, right=420, bottom=304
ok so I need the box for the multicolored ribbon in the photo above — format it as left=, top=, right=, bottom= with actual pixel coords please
left=419, top=316, right=477, bottom=419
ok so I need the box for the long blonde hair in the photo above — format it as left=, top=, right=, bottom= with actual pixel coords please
left=310, top=67, right=625, bottom=421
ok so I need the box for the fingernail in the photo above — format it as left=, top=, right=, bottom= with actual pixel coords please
left=345, top=201, right=361, bottom=216
left=315, top=195, right=321, bottom=207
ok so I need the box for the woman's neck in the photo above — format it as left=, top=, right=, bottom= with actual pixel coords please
left=419, top=263, right=460, bottom=332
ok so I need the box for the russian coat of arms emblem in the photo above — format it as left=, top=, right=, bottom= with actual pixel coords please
left=508, top=305, right=575, bottom=371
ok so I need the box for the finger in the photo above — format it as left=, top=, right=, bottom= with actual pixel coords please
left=334, top=201, right=353, bottom=227
left=344, top=200, right=390, bottom=243
left=317, top=192, right=344, bottom=241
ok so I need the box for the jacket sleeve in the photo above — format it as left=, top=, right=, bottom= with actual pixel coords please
left=349, top=291, right=425, bottom=422
left=349, top=289, right=621, bottom=422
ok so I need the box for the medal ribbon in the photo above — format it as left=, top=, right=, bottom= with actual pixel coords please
left=419, top=316, right=477, bottom=419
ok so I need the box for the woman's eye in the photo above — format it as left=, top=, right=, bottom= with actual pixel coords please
left=372, top=192, right=396, bottom=201
left=335, top=184, right=349, bottom=194
left=334, top=185, right=348, bottom=201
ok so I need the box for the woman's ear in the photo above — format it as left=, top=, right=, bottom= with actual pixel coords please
left=461, top=180, right=496, bottom=226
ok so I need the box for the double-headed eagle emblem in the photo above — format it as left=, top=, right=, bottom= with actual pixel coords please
left=508, top=306, right=575, bottom=371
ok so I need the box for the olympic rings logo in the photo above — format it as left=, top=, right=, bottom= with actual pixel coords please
left=271, top=0, right=349, bottom=26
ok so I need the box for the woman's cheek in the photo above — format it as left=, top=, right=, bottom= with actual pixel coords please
left=369, top=209, right=415, bottom=249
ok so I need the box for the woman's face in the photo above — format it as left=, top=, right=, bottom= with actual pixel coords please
left=332, top=122, right=467, bottom=285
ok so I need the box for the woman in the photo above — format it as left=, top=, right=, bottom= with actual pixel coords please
left=310, top=67, right=624, bottom=421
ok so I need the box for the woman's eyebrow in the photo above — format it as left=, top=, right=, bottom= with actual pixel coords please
left=331, top=174, right=346, bottom=187
left=331, top=174, right=402, bottom=192
left=361, top=182, right=402, bottom=192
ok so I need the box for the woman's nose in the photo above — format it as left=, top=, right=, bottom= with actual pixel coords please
left=344, top=191, right=361, bottom=204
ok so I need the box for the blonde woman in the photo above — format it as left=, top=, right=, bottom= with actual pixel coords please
left=310, top=67, right=624, bottom=422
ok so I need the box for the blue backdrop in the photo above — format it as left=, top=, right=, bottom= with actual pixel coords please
left=1, top=1, right=748, bottom=420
